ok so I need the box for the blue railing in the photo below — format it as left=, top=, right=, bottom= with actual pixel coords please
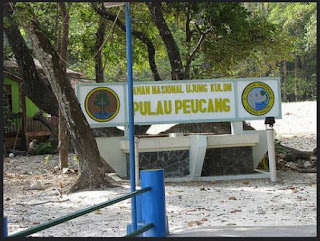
left=3, top=169, right=168, bottom=238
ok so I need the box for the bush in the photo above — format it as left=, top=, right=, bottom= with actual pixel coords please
left=34, top=142, right=53, bottom=155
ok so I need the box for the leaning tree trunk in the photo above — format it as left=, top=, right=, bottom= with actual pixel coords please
left=58, top=2, right=70, bottom=169
left=147, top=2, right=185, bottom=80
left=95, top=15, right=107, bottom=83
left=19, top=4, right=113, bottom=192
left=294, top=54, right=298, bottom=101
left=3, top=3, right=59, bottom=116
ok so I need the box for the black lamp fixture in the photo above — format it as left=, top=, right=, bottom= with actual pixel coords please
left=264, top=117, right=275, bottom=127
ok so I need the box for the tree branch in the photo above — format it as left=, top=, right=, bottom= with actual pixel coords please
left=33, top=110, right=56, bottom=133
left=185, top=33, right=207, bottom=79
left=91, top=2, right=161, bottom=81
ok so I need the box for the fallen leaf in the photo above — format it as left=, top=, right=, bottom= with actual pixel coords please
left=95, top=210, right=102, bottom=215
left=185, top=209, right=197, bottom=213
left=59, top=182, right=63, bottom=188
left=242, top=180, right=250, bottom=184
left=231, top=209, right=242, bottom=213
left=306, top=203, right=315, bottom=207
left=34, top=175, right=42, bottom=180
left=201, top=218, right=208, bottom=222
left=33, top=222, right=40, bottom=225
left=228, top=197, right=237, bottom=200
left=226, top=223, right=236, bottom=226
left=73, top=154, right=78, bottom=161
left=187, top=221, right=202, bottom=227
left=210, top=181, right=218, bottom=184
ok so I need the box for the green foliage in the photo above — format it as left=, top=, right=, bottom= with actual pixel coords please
left=3, top=35, right=14, bottom=60
left=67, top=3, right=100, bottom=78
left=29, top=2, right=60, bottom=47
left=241, top=2, right=316, bottom=101
left=9, top=2, right=316, bottom=101
left=34, top=142, right=53, bottom=155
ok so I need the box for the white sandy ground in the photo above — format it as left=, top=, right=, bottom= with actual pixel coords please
left=3, top=101, right=317, bottom=237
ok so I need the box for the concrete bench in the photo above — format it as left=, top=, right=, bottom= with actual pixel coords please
left=97, top=122, right=269, bottom=181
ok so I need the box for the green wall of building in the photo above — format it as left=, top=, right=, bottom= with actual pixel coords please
left=25, top=97, right=40, bottom=118
left=4, top=77, right=40, bottom=118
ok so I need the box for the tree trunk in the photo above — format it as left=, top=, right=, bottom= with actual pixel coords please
left=3, top=3, right=59, bottom=116
left=95, top=16, right=107, bottom=83
left=58, top=2, right=69, bottom=73
left=283, top=59, right=287, bottom=102
left=266, top=2, right=270, bottom=15
left=147, top=2, right=185, bottom=80
left=55, top=3, right=61, bottom=52
left=58, top=109, right=69, bottom=168
left=294, top=54, right=298, bottom=101
left=92, top=3, right=161, bottom=81
left=58, top=2, right=70, bottom=169
left=261, top=2, right=265, bottom=16
left=19, top=4, right=113, bottom=192
left=185, top=33, right=206, bottom=79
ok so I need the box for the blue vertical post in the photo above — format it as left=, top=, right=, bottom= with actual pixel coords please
left=140, top=169, right=167, bottom=237
left=125, top=2, right=137, bottom=232
left=3, top=217, right=8, bottom=238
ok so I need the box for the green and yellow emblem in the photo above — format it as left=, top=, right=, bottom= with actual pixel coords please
left=85, top=87, right=120, bottom=122
left=241, top=82, right=274, bottom=116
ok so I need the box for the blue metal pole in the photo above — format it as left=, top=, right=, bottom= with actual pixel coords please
left=3, top=216, right=8, bottom=238
left=125, top=2, right=137, bottom=231
left=140, top=169, right=167, bottom=237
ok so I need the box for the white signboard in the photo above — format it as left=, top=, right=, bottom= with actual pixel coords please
left=75, top=77, right=282, bottom=128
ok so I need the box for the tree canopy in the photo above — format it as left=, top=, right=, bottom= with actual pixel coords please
left=4, top=2, right=315, bottom=101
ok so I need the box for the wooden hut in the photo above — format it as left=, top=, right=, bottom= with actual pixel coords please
left=3, top=59, right=90, bottom=151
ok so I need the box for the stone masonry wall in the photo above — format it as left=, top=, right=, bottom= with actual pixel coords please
left=201, top=147, right=254, bottom=176
left=126, top=150, right=190, bottom=178
left=126, top=147, right=254, bottom=178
